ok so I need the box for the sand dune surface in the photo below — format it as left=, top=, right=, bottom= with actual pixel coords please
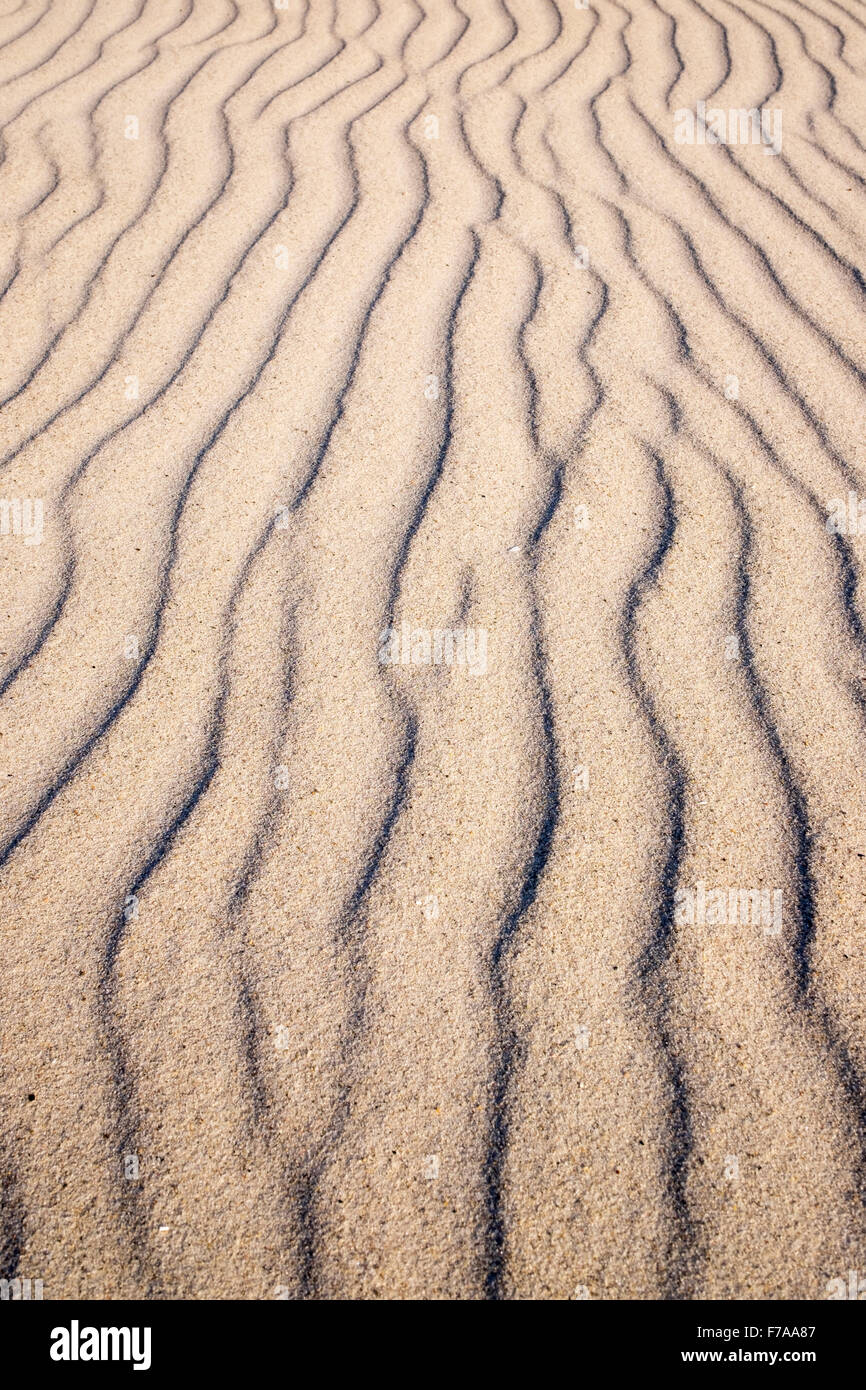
left=1, top=0, right=866, bottom=1300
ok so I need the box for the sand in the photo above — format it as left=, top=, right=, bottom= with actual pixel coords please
left=0, top=0, right=865, bottom=1301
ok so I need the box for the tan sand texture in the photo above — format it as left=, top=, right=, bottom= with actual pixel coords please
left=0, top=0, right=865, bottom=1301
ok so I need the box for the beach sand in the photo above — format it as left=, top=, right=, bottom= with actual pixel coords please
left=0, top=0, right=865, bottom=1299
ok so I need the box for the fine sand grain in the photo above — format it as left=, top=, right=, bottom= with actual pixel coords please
left=1, top=0, right=865, bottom=1300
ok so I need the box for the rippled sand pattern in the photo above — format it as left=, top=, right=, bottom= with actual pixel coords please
left=0, top=0, right=865, bottom=1300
